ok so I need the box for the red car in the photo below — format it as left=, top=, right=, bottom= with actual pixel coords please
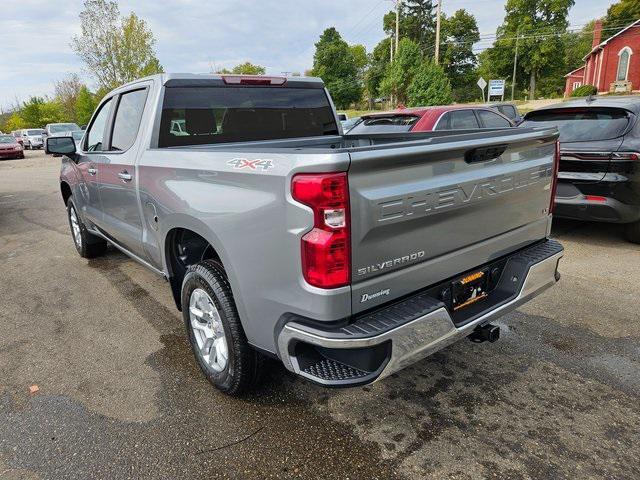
left=348, top=104, right=514, bottom=134
left=0, top=134, right=25, bottom=159
left=10, top=130, right=24, bottom=146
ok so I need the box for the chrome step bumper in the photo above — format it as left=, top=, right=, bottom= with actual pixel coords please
left=276, top=239, right=564, bottom=387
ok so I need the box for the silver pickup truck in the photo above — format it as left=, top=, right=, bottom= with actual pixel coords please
left=49, top=74, right=564, bottom=395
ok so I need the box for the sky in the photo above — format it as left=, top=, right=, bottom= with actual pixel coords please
left=0, top=0, right=616, bottom=110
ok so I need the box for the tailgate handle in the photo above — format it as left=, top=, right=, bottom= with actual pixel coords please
left=465, top=145, right=507, bottom=163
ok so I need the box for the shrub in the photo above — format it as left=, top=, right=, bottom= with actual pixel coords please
left=570, top=85, right=598, bottom=97
left=407, top=61, right=453, bottom=107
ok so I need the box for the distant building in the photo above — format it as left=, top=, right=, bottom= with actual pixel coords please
left=564, top=18, right=640, bottom=96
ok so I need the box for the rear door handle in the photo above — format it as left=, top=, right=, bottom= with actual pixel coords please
left=118, top=171, right=133, bottom=182
left=87, top=167, right=97, bottom=176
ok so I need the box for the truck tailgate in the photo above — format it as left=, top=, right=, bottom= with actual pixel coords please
left=348, top=129, right=558, bottom=313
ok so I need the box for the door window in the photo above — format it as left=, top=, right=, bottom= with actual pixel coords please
left=111, top=89, right=148, bottom=151
left=477, top=110, right=512, bottom=128
left=436, top=110, right=479, bottom=130
left=85, top=98, right=112, bottom=152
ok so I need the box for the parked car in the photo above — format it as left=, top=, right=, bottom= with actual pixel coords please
left=21, top=128, right=45, bottom=149
left=0, top=134, right=25, bottom=159
left=69, top=130, right=85, bottom=144
left=520, top=96, right=640, bottom=243
left=348, top=105, right=514, bottom=135
left=11, top=130, right=24, bottom=146
left=341, top=116, right=361, bottom=132
left=43, top=122, right=81, bottom=148
left=337, top=112, right=348, bottom=121
left=482, top=102, right=523, bottom=125
left=50, top=73, right=563, bottom=396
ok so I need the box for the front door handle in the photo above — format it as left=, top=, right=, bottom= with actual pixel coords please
left=118, top=171, right=133, bottom=182
left=87, top=167, right=97, bottom=176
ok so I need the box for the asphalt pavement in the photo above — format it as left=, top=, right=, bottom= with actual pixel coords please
left=1, top=150, right=639, bottom=479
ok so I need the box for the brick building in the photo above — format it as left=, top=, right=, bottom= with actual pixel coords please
left=564, top=18, right=640, bottom=96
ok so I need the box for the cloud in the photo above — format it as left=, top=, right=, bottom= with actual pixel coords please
left=0, top=0, right=615, bottom=110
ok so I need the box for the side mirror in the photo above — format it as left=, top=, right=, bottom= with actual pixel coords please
left=46, top=136, right=76, bottom=157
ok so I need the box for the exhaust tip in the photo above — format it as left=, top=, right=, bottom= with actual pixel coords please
left=469, top=323, right=500, bottom=343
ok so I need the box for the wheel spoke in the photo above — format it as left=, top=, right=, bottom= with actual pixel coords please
left=200, top=337, right=215, bottom=358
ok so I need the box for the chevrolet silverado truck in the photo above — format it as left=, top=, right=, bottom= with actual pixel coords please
left=49, top=74, right=564, bottom=395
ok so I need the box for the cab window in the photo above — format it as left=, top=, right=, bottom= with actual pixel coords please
left=477, top=110, right=512, bottom=128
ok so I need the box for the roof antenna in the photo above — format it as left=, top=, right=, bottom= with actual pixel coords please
left=586, top=94, right=596, bottom=104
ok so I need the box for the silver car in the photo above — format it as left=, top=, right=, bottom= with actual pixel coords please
left=22, top=129, right=45, bottom=149
left=43, top=123, right=80, bottom=149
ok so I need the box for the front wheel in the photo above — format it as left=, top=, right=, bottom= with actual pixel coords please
left=625, top=219, right=640, bottom=244
left=181, top=260, right=263, bottom=395
left=66, top=197, right=107, bottom=258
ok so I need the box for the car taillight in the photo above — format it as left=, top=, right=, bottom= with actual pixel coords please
left=549, top=140, right=560, bottom=214
left=612, top=152, right=640, bottom=161
left=291, top=172, right=350, bottom=288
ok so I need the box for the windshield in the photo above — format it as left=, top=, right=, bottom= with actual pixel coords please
left=27, top=129, right=44, bottom=135
left=0, top=135, right=16, bottom=143
left=348, top=114, right=419, bottom=134
left=50, top=123, right=80, bottom=133
left=521, top=107, right=631, bottom=142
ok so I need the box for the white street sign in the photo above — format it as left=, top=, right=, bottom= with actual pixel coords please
left=477, top=77, right=487, bottom=90
left=489, top=79, right=506, bottom=97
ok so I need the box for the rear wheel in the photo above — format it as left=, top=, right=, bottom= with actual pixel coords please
left=66, top=197, right=107, bottom=258
left=182, top=260, right=263, bottom=395
left=625, top=220, right=640, bottom=244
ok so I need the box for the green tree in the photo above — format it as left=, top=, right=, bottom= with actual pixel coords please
left=479, top=0, right=574, bottom=99
left=350, top=44, right=368, bottom=76
left=223, top=62, right=267, bottom=75
left=75, top=86, right=98, bottom=126
left=20, top=97, right=64, bottom=128
left=3, top=112, right=26, bottom=132
left=407, top=61, right=453, bottom=106
left=440, top=9, right=481, bottom=102
left=311, top=28, right=362, bottom=109
left=603, top=0, right=640, bottom=40
left=364, top=38, right=391, bottom=104
left=54, top=73, right=83, bottom=123
left=384, top=0, right=436, bottom=50
left=380, top=38, right=422, bottom=104
left=72, top=0, right=163, bottom=91
left=563, top=20, right=596, bottom=72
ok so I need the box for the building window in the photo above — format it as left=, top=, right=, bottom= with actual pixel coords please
left=572, top=81, right=582, bottom=90
left=617, top=47, right=633, bottom=81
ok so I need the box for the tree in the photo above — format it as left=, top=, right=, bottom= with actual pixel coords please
left=383, top=0, right=436, bottom=51
left=603, top=0, right=640, bottom=40
left=311, top=28, right=362, bottom=109
left=54, top=73, right=83, bottom=123
left=563, top=20, right=596, bottom=72
left=20, top=97, right=63, bottom=128
left=440, top=9, right=480, bottom=102
left=365, top=38, right=391, bottom=104
left=72, top=0, right=163, bottom=91
left=479, top=0, right=574, bottom=99
left=217, top=62, right=266, bottom=75
left=379, top=38, right=422, bottom=105
left=407, top=61, right=453, bottom=106
left=75, top=86, right=98, bottom=126
left=3, top=113, right=26, bottom=132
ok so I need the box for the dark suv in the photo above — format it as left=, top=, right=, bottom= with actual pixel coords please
left=521, top=96, right=640, bottom=243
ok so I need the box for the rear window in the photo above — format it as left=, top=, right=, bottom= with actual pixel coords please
left=348, top=115, right=419, bottom=134
left=521, top=107, right=631, bottom=142
left=158, top=87, right=339, bottom=147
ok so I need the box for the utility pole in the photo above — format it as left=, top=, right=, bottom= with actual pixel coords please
left=434, top=0, right=442, bottom=64
left=395, top=0, right=400, bottom=55
left=511, top=32, right=520, bottom=101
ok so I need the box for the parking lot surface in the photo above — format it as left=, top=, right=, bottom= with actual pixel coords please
left=1, top=150, right=639, bottom=479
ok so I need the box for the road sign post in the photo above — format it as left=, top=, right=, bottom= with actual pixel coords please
left=477, top=77, right=487, bottom=102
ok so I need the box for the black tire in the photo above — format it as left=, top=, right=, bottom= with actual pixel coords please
left=625, top=220, right=640, bottom=244
left=181, top=260, right=263, bottom=395
left=66, top=197, right=107, bottom=258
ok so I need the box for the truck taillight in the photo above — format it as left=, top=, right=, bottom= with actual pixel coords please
left=291, top=172, right=350, bottom=288
left=550, top=140, right=560, bottom=214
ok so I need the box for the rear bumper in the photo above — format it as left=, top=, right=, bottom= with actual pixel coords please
left=555, top=195, right=640, bottom=223
left=276, top=239, right=564, bottom=387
